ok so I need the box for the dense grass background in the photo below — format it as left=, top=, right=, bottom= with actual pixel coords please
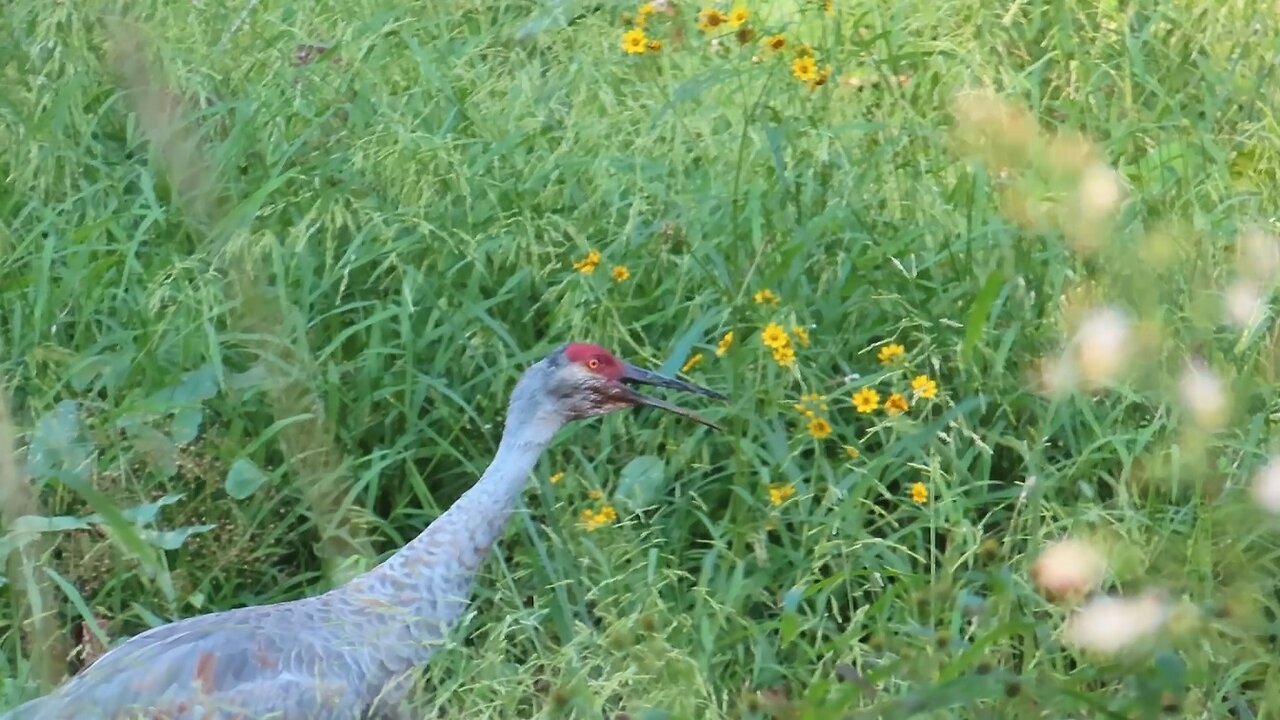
left=3, top=0, right=1280, bottom=716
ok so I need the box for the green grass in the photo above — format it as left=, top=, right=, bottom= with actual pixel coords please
left=3, top=0, right=1280, bottom=716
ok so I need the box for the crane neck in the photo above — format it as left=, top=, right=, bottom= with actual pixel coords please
left=327, top=375, right=566, bottom=677
left=431, top=406, right=563, bottom=568
left=352, top=393, right=564, bottom=591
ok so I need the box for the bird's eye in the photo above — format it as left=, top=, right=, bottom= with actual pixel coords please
left=587, top=358, right=601, bottom=370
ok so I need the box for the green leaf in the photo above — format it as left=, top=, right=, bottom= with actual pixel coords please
left=514, top=0, right=579, bottom=41
left=128, top=424, right=179, bottom=478
left=225, top=458, right=269, bottom=500
left=659, top=314, right=719, bottom=376
left=42, top=567, right=112, bottom=650
left=615, top=455, right=666, bottom=511
left=27, top=400, right=93, bottom=484
left=170, top=407, right=204, bottom=445
left=763, top=121, right=792, bottom=191
left=1152, top=650, right=1187, bottom=690
left=6, top=515, right=93, bottom=534
left=141, top=524, right=217, bottom=550
left=112, top=494, right=185, bottom=526
left=782, top=586, right=804, bottom=612
left=148, top=364, right=218, bottom=407
left=960, top=270, right=1005, bottom=365
left=53, top=472, right=173, bottom=600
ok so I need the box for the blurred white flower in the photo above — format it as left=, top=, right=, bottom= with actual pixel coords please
left=1063, top=591, right=1169, bottom=655
left=1178, top=360, right=1229, bottom=430
left=1074, top=307, right=1131, bottom=388
left=1238, top=227, right=1280, bottom=284
left=1031, top=537, right=1106, bottom=602
left=1224, top=279, right=1267, bottom=330
left=1036, top=354, right=1076, bottom=398
left=1019, top=474, right=1039, bottom=501
left=1077, top=163, right=1125, bottom=220
left=1251, top=456, right=1280, bottom=514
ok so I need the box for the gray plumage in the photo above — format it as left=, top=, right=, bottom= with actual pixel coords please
left=1, top=343, right=724, bottom=719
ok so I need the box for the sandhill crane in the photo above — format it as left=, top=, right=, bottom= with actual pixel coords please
left=1, top=342, right=726, bottom=719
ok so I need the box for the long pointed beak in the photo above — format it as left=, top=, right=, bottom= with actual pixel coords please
left=617, top=362, right=728, bottom=431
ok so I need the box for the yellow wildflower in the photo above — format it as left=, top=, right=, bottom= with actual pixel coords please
left=772, top=344, right=796, bottom=368
left=728, top=6, right=749, bottom=27
left=910, top=482, right=928, bottom=504
left=574, top=249, right=602, bottom=273
left=792, top=56, right=818, bottom=82
left=612, top=265, right=630, bottom=282
left=581, top=505, right=619, bottom=531
left=753, top=288, right=780, bottom=305
left=798, top=392, right=828, bottom=412
left=912, top=374, right=938, bottom=399
left=761, top=34, right=786, bottom=52
left=682, top=353, right=704, bottom=373
left=852, top=387, right=880, bottom=413
left=715, top=331, right=734, bottom=356
left=794, top=43, right=814, bottom=58
left=622, top=28, right=648, bottom=54
left=824, top=0, right=833, bottom=15
left=791, top=325, right=810, bottom=347
left=794, top=392, right=826, bottom=418
left=549, top=472, right=564, bottom=484
left=808, top=65, right=832, bottom=90
left=698, top=8, right=726, bottom=30
left=807, top=416, right=832, bottom=440
left=768, top=482, right=796, bottom=506
left=638, top=2, right=656, bottom=19
left=648, top=39, right=662, bottom=51
left=761, top=323, right=790, bottom=350
left=884, top=393, right=909, bottom=416
left=588, top=488, right=605, bottom=500
left=877, top=343, right=905, bottom=364
left=844, top=446, right=860, bottom=460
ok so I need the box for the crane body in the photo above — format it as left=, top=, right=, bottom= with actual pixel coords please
left=0, top=343, right=724, bottom=719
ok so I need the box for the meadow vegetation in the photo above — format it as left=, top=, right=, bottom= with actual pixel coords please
left=3, top=0, right=1280, bottom=717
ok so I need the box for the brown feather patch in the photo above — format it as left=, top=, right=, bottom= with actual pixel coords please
left=194, top=651, right=218, bottom=695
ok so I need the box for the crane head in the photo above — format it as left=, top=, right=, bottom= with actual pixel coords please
left=548, top=342, right=728, bottom=430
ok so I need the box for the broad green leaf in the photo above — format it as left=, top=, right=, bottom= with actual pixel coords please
left=27, top=400, right=92, bottom=484
left=225, top=458, right=269, bottom=500
left=67, top=350, right=132, bottom=393
left=615, top=455, right=666, bottom=511
left=172, top=364, right=218, bottom=404
left=6, top=515, right=93, bottom=534
left=170, top=407, right=204, bottom=445
left=144, top=363, right=218, bottom=413
left=128, top=424, right=180, bottom=478
left=113, top=494, right=185, bottom=526
left=141, top=524, right=217, bottom=550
